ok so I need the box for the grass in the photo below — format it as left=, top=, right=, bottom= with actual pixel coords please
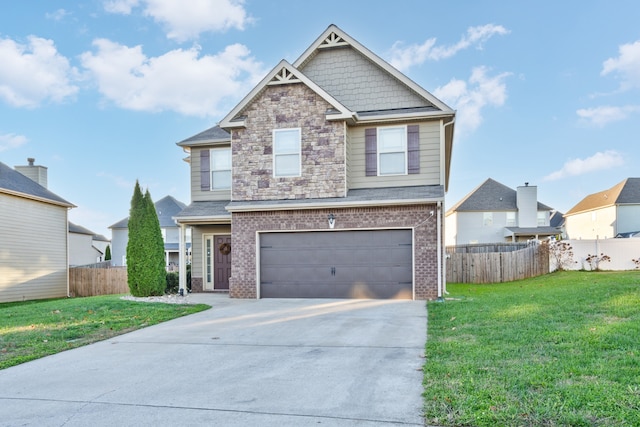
left=424, top=270, right=640, bottom=427
left=0, top=295, right=209, bottom=370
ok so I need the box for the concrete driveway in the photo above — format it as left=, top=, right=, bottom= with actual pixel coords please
left=0, top=295, right=427, bottom=426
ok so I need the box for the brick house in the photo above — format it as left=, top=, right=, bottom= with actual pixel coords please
left=174, top=25, right=456, bottom=299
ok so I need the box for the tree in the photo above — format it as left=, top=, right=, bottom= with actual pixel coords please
left=104, top=244, right=111, bottom=261
left=126, top=181, right=146, bottom=296
left=126, top=182, right=166, bottom=296
left=143, top=189, right=166, bottom=295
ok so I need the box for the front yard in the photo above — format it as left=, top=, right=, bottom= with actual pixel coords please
left=0, top=295, right=209, bottom=369
left=424, top=271, right=640, bottom=426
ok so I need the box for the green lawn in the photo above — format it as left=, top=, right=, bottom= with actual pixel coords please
left=0, top=295, right=209, bottom=370
left=424, top=271, right=640, bottom=426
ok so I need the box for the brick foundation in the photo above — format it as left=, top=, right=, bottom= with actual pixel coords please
left=191, top=277, right=203, bottom=293
left=228, top=204, right=441, bottom=300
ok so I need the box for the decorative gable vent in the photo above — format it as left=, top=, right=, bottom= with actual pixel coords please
left=268, top=67, right=301, bottom=85
left=318, top=32, right=349, bottom=49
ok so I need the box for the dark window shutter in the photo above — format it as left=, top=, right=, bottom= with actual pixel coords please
left=200, top=149, right=210, bottom=191
left=407, top=125, right=420, bottom=174
left=365, top=128, right=377, bottom=176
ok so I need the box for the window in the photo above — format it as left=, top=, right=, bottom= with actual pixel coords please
left=161, top=228, right=167, bottom=242
left=506, top=212, right=516, bottom=226
left=273, top=128, right=301, bottom=177
left=483, top=212, right=493, bottom=227
left=377, top=126, right=407, bottom=175
left=537, top=211, right=546, bottom=226
left=210, top=148, right=231, bottom=189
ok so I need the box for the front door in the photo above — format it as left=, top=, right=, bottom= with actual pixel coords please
left=204, top=234, right=231, bottom=290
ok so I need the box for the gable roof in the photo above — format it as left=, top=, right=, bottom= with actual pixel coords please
left=109, top=195, right=186, bottom=229
left=220, top=25, right=455, bottom=128
left=0, top=161, right=74, bottom=208
left=294, top=24, right=455, bottom=116
left=219, top=59, right=353, bottom=128
left=565, top=178, right=640, bottom=216
left=446, top=178, right=552, bottom=214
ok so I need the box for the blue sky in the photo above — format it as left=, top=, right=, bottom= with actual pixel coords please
left=1, top=1, right=639, bottom=238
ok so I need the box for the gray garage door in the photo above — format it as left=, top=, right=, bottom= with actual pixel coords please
left=260, top=230, right=413, bottom=299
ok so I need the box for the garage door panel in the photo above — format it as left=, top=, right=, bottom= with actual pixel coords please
left=260, top=230, right=413, bottom=299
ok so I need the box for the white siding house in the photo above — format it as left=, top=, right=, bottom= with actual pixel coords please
left=446, top=178, right=560, bottom=245
left=564, top=178, right=640, bottom=239
left=0, top=161, right=74, bottom=303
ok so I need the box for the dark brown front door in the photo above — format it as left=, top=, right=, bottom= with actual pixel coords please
left=214, top=235, right=231, bottom=290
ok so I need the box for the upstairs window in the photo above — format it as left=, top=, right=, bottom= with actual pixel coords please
left=273, top=128, right=301, bottom=177
left=200, top=147, right=231, bottom=191
left=537, top=211, right=546, bottom=226
left=211, top=148, right=231, bottom=189
left=506, top=212, right=516, bottom=226
left=483, top=212, right=493, bottom=227
left=378, top=126, right=407, bottom=175
left=365, top=125, right=419, bottom=176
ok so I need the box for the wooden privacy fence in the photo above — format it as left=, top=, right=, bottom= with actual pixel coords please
left=69, top=266, right=128, bottom=297
left=446, top=244, right=549, bottom=283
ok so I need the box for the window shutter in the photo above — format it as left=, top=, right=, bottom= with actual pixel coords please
left=365, top=128, right=377, bottom=176
left=200, top=149, right=210, bottom=191
left=407, top=125, right=420, bottom=174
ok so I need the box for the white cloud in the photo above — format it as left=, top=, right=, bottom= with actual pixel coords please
left=103, top=0, right=139, bottom=14
left=577, top=105, right=640, bottom=127
left=0, top=133, right=28, bottom=152
left=45, top=9, right=71, bottom=21
left=389, top=24, right=509, bottom=71
left=80, top=39, right=265, bottom=116
left=104, top=0, right=249, bottom=41
left=0, top=36, right=79, bottom=108
left=434, top=66, right=511, bottom=135
left=601, top=40, right=640, bottom=91
left=543, top=151, right=624, bottom=181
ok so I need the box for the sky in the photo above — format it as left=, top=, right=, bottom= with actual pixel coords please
left=1, top=1, right=639, bottom=239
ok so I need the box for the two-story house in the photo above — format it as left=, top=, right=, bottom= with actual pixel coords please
left=174, top=25, right=456, bottom=300
left=564, top=177, right=640, bottom=239
left=110, top=195, right=190, bottom=269
left=1, top=159, right=75, bottom=302
left=445, top=178, right=560, bottom=245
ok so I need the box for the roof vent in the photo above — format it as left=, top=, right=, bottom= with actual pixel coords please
left=28, top=157, right=35, bottom=166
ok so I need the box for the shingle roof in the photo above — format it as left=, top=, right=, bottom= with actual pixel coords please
left=0, top=161, right=73, bottom=207
left=68, top=221, right=95, bottom=235
left=446, top=178, right=552, bottom=214
left=565, top=178, right=640, bottom=216
left=226, top=185, right=444, bottom=211
left=174, top=200, right=231, bottom=219
left=176, top=125, right=230, bottom=147
left=109, top=195, right=187, bottom=229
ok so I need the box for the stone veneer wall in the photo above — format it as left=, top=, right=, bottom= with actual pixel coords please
left=231, top=84, right=346, bottom=201
left=228, top=204, right=441, bottom=300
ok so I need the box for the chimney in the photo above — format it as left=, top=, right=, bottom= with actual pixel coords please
left=517, top=182, right=537, bottom=227
left=15, top=157, right=48, bottom=189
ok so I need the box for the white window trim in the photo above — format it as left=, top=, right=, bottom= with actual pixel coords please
left=273, top=128, right=301, bottom=178
left=210, top=147, right=231, bottom=190
left=377, top=125, right=407, bottom=176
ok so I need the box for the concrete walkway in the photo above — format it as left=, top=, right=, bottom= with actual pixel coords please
left=0, top=295, right=427, bottom=426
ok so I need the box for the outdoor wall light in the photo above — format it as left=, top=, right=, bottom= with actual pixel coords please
left=328, top=213, right=336, bottom=229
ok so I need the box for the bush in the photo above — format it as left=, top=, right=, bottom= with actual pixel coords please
left=165, top=272, right=179, bottom=294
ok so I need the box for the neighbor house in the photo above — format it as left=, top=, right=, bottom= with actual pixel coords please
left=110, top=195, right=190, bottom=269
left=445, top=178, right=560, bottom=245
left=0, top=159, right=74, bottom=303
left=68, top=222, right=110, bottom=266
left=174, top=24, right=456, bottom=300
left=564, top=177, right=640, bottom=239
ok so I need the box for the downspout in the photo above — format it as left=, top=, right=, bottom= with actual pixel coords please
left=178, top=223, right=186, bottom=296
left=437, top=201, right=444, bottom=301
left=438, top=117, right=455, bottom=301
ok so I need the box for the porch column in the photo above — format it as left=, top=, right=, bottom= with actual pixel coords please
left=179, top=223, right=186, bottom=295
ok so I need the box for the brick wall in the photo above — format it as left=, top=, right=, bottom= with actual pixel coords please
left=231, top=84, right=346, bottom=201
left=229, top=204, right=441, bottom=300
